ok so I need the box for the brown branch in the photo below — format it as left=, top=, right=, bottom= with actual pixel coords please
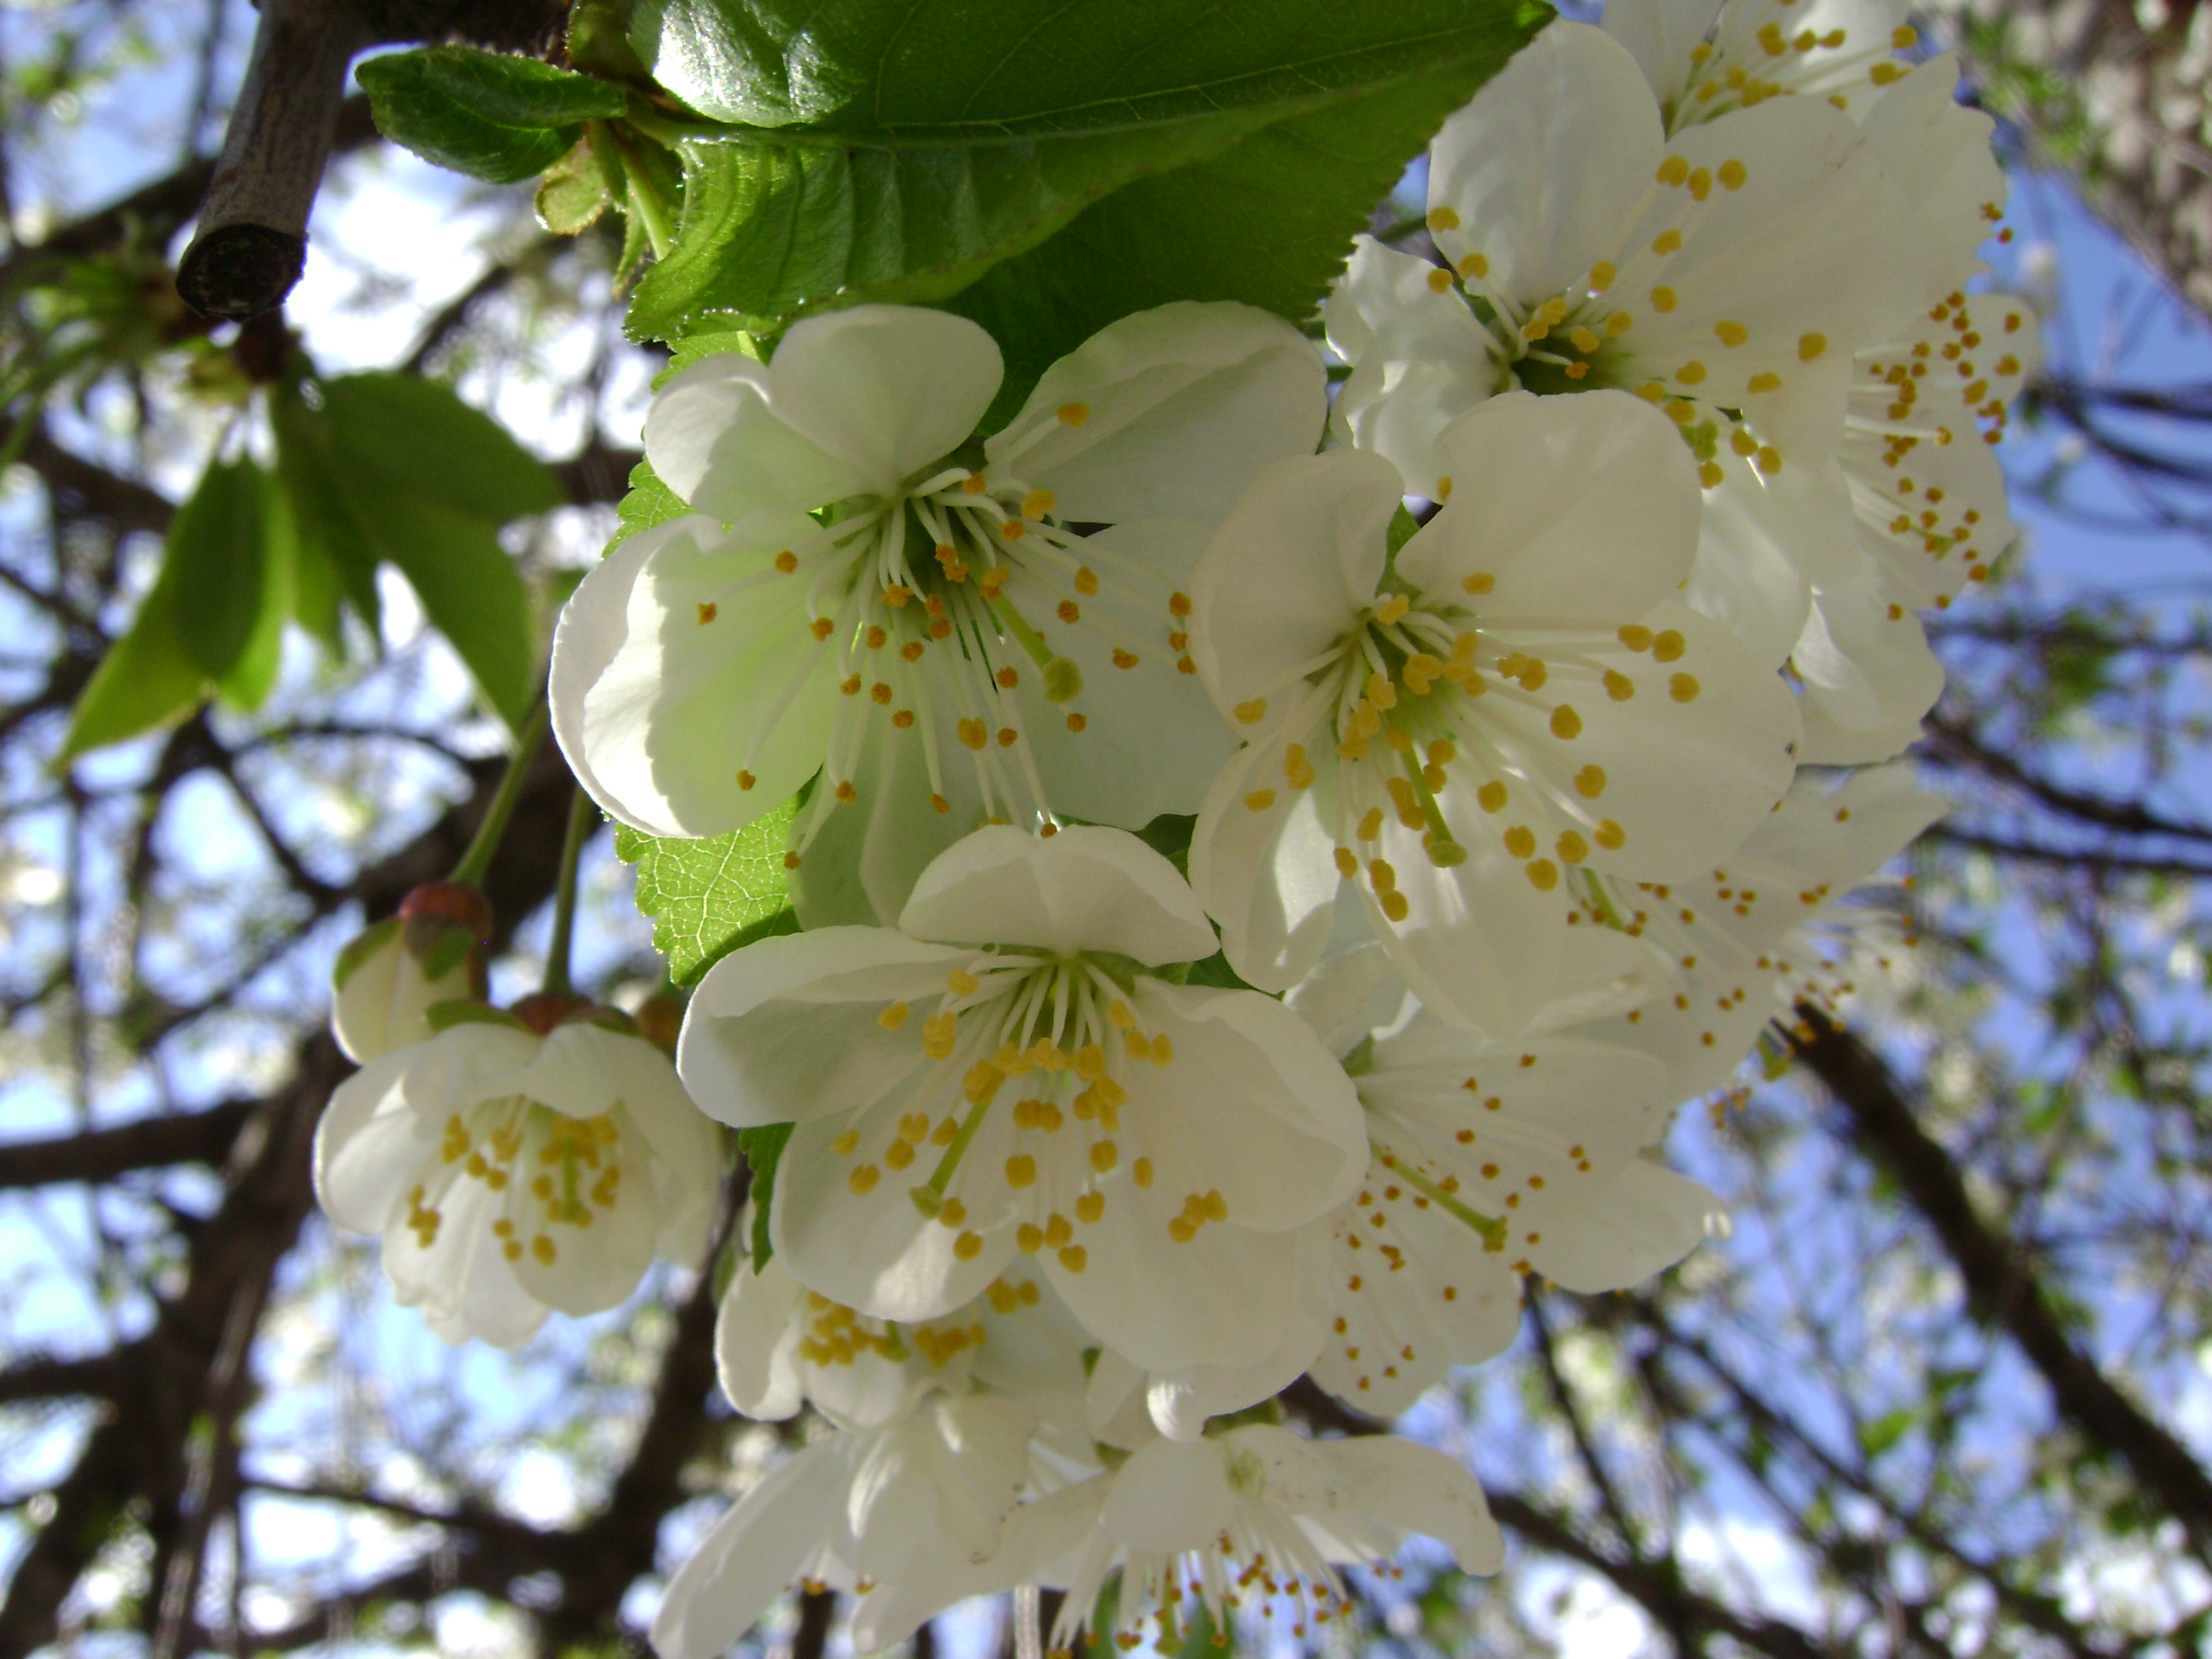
left=0, top=1354, right=130, bottom=1406
left=1923, top=712, right=2212, bottom=845
left=0, top=1099, right=256, bottom=1192
left=1792, top=1002, right=2212, bottom=1555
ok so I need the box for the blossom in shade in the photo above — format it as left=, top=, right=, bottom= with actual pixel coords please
left=675, top=824, right=1367, bottom=1375
left=314, top=1005, right=720, bottom=1349
left=986, top=1424, right=1503, bottom=1650
left=1572, top=761, right=1945, bottom=1098
left=552, top=302, right=1323, bottom=917
left=1287, top=943, right=1723, bottom=1413
left=1187, top=392, right=1799, bottom=1035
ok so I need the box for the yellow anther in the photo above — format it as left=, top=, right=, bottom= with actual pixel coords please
left=1045, top=1213, right=1074, bottom=1249
left=1732, top=427, right=1761, bottom=457
left=832, top=1128, right=861, bottom=1156
left=1133, top=1156, right=1155, bottom=1189
left=1477, top=781, right=1509, bottom=814
left=954, top=1231, right=984, bottom=1261
left=1244, top=788, right=1277, bottom=813
left=948, top=968, right=980, bottom=996
left=1090, top=1140, right=1118, bottom=1174
left=1526, top=859, right=1560, bottom=891
left=1550, top=704, right=1582, bottom=740
left=697, top=602, right=718, bottom=624
left=1284, top=744, right=1316, bottom=789
left=1107, top=1000, right=1134, bottom=1030
left=1595, top=819, right=1626, bottom=850
left=1575, top=764, right=1608, bottom=798
left=1381, top=890, right=1410, bottom=921
left=1358, top=806, right=1385, bottom=839
left=1651, top=629, right=1686, bottom=662
left=1687, top=168, right=1712, bottom=200
left=1755, top=445, right=1783, bottom=473
left=1375, top=593, right=1411, bottom=625
left=1676, top=361, right=1707, bottom=385
left=848, top=1164, right=881, bottom=1195
left=1607, top=312, right=1633, bottom=336
left=940, top=1197, right=968, bottom=1228
left=1717, top=159, right=1747, bottom=190
left=1458, top=253, right=1488, bottom=279
left=1892, top=24, right=1917, bottom=47
left=1569, top=326, right=1601, bottom=354
left=1426, top=267, right=1454, bottom=295
left=1521, top=318, right=1550, bottom=341
left=1058, top=402, right=1090, bottom=426
left=1714, top=320, right=1747, bottom=348
left=1076, top=1191, right=1105, bottom=1224
left=1557, top=830, right=1589, bottom=865
left=922, top=1010, right=958, bottom=1058
left=1699, top=461, right=1725, bottom=489
left=884, top=1139, right=914, bottom=1170
left=1151, top=1034, right=1174, bottom=1066
left=1022, top=488, right=1056, bottom=520
left=775, top=550, right=799, bottom=574
left=1368, top=858, right=1398, bottom=894
left=1334, top=846, right=1359, bottom=878
left=1057, top=1244, right=1087, bottom=1273
left=1588, top=260, right=1617, bottom=291
left=1870, top=60, right=1904, bottom=84
left=1670, top=673, right=1702, bottom=702
left=1657, top=156, right=1689, bottom=187
left=1428, top=206, right=1460, bottom=231
left=1651, top=286, right=1677, bottom=313
left=1650, top=228, right=1682, bottom=256
left=1233, top=698, right=1268, bottom=724
left=1016, top=1223, right=1043, bottom=1254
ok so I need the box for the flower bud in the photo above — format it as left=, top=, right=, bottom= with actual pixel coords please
left=331, top=882, right=491, bottom=1062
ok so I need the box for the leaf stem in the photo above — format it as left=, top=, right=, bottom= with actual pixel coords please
left=447, top=699, right=547, bottom=889
left=541, top=784, right=596, bottom=999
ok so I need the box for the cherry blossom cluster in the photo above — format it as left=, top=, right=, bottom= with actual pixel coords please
left=314, top=0, right=2024, bottom=1649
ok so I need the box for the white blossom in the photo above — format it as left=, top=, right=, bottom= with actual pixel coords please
left=329, top=884, right=487, bottom=1064
left=675, top=824, right=1367, bottom=1375
left=1187, top=392, right=1799, bottom=1034
left=314, top=1012, right=720, bottom=1348
left=1601, top=0, right=1924, bottom=131
left=1572, top=761, right=1946, bottom=1098
left=552, top=302, right=1323, bottom=922
left=985, top=1424, right=1503, bottom=1649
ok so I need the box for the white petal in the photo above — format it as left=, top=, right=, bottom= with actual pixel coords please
left=1860, top=55, right=2005, bottom=302
left=644, top=355, right=869, bottom=525
left=1187, top=717, right=1342, bottom=995
left=1401, top=392, right=1702, bottom=625
left=565, top=511, right=835, bottom=838
left=1599, top=0, right=1725, bottom=111
left=714, top=1255, right=806, bottom=1421
left=755, top=306, right=1002, bottom=490
left=1686, top=455, right=1857, bottom=667
left=998, top=301, right=1328, bottom=525
left=1324, top=238, right=1501, bottom=499
left=1529, top=1158, right=1726, bottom=1292
left=1306, top=1434, right=1505, bottom=1574
left=1187, top=449, right=1396, bottom=716
left=1145, top=1226, right=1333, bottom=1439
left=899, top=824, right=1217, bottom=966
left=1100, top=1436, right=1234, bottom=1552
left=1006, top=520, right=1241, bottom=827
left=1132, top=979, right=1367, bottom=1230
left=652, top=1439, right=843, bottom=1659
left=680, top=928, right=966, bottom=1126
left=1426, top=24, right=1665, bottom=304
left=1793, top=572, right=1943, bottom=765
left=313, top=1047, right=436, bottom=1234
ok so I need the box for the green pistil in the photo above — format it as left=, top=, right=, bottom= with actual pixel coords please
left=1384, top=1157, right=1506, bottom=1249
left=1403, top=751, right=1467, bottom=867
left=912, top=1092, right=994, bottom=1218
left=990, top=593, right=1083, bottom=702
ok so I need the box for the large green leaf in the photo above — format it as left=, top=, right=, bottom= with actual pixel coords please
left=358, top=46, right=628, bottom=185
left=614, top=796, right=801, bottom=986
left=622, top=0, right=1547, bottom=343
left=270, top=374, right=558, bottom=727
left=168, top=458, right=276, bottom=691
left=947, top=55, right=1529, bottom=415
left=58, top=565, right=205, bottom=763
left=625, top=111, right=1264, bottom=339
left=631, top=0, right=1532, bottom=133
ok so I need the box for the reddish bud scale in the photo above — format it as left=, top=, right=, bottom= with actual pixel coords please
left=634, top=994, right=685, bottom=1056
left=398, top=881, right=494, bottom=939
left=508, top=992, right=597, bottom=1035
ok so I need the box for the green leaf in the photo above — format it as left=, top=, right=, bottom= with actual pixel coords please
left=613, top=794, right=802, bottom=985
left=167, top=459, right=271, bottom=686
left=536, top=135, right=617, bottom=234
left=948, top=55, right=1524, bottom=415
left=269, top=374, right=559, bottom=727
left=1858, top=1407, right=1916, bottom=1458
left=735, top=1121, right=794, bottom=1273
left=632, top=0, right=1532, bottom=133
left=58, top=569, right=206, bottom=762
left=624, top=111, right=1264, bottom=341
left=358, top=46, right=627, bottom=185
left=622, top=0, right=1548, bottom=346
left=611, top=457, right=690, bottom=549
left=315, top=373, right=566, bottom=523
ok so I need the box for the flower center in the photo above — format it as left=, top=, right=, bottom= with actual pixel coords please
left=408, top=1097, right=629, bottom=1270
left=827, top=953, right=1232, bottom=1272
left=1662, top=4, right=1917, bottom=133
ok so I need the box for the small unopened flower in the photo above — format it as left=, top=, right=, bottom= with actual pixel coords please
left=315, top=1000, right=721, bottom=1348
left=330, top=882, right=490, bottom=1064
left=676, top=824, right=1367, bottom=1375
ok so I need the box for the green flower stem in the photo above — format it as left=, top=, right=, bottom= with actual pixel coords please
left=447, top=699, right=548, bottom=889
left=541, top=784, right=596, bottom=999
